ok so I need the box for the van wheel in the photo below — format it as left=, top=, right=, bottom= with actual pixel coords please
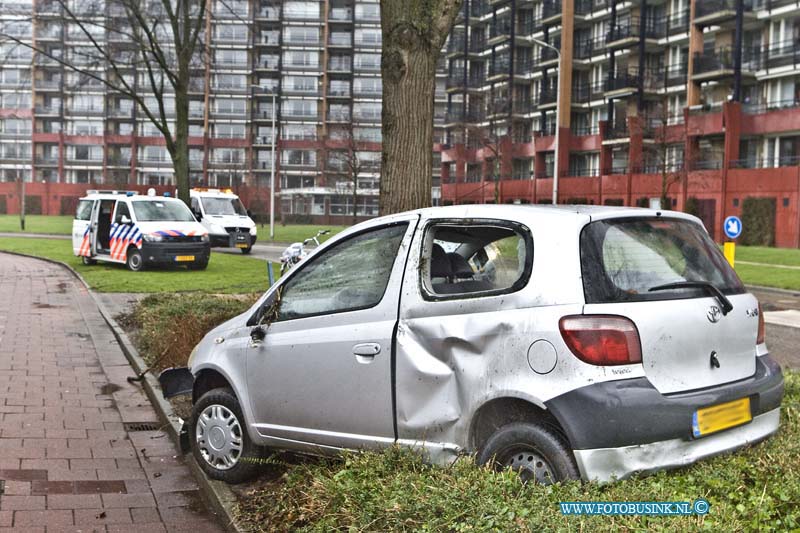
left=477, top=422, right=580, bottom=485
left=240, top=245, right=252, bottom=254
left=188, top=259, right=208, bottom=270
left=126, top=248, right=144, bottom=271
left=81, top=256, right=96, bottom=266
left=191, top=388, right=262, bottom=483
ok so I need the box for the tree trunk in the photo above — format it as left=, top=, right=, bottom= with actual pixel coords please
left=173, top=80, right=191, bottom=206
left=380, top=0, right=463, bottom=214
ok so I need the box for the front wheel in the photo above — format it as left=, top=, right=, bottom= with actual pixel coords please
left=126, top=248, right=144, bottom=271
left=191, top=388, right=262, bottom=483
left=188, top=259, right=209, bottom=270
left=476, top=422, right=579, bottom=485
left=81, top=256, right=96, bottom=266
left=240, top=245, right=252, bottom=254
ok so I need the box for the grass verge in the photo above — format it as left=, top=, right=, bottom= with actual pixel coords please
left=0, top=214, right=345, bottom=243
left=120, top=295, right=799, bottom=532
left=234, top=372, right=798, bottom=532
left=735, top=263, right=800, bottom=291
left=0, top=214, right=73, bottom=234
left=0, top=237, right=270, bottom=293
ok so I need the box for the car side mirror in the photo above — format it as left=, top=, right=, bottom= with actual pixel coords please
left=250, top=326, right=266, bottom=342
left=120, top=215, right=131, bottom=224
left=246, top=209, right=253, bottom=218
left=193, top=210, right=202, bottom=220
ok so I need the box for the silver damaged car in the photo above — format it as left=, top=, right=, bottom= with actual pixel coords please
left=179, top=205, right=784, bottom=484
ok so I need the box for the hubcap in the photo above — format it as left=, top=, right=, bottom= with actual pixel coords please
left=195, top=404, right=243, bottom=470
left=503, top=448, right=555, bottom=484
left=129, top=254, right=141, bottom=269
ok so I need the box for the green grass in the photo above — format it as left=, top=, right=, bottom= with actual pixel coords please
left=0, top=214, right=73, bottom=235
left=0, top=237, right=271, bottom=293
left=253, top=223, right=346, bottom=244
left=235, top=372, right=799, bottom=532
left=0, top=214, right=346, bottom=243
left=734, top=263, right=800, bottom=291
left=735, top=246, right=800, bottom=267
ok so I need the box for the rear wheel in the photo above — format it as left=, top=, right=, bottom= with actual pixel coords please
left=191, top=388, right=262, bottom=483
left=81, top=256, right=96, bottom=266
left=477, top=422, right=579, bottom=485
left=126, top=248, right=144, bottom=272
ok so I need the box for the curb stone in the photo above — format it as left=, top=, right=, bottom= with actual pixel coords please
left=0, top=250, right=245, bottom=533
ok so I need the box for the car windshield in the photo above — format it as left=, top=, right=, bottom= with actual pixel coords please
left=580, top=217, right=745, bottom=303
left=201, top=196, right=247, bottom=216
left=131, top=200, right=196, bottom=222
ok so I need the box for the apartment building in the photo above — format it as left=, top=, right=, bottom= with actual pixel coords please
left=440, top=0, right=800, bottom=246
left=0, top=0, right=447, bottom=222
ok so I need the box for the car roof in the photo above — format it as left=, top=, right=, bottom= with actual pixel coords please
left=190, top=189, right=238, bottom=198
left=372, top=204, right=699, bottom=224
left=80, top=193, right=182, bottom=202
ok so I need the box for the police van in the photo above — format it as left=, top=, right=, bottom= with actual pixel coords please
left=189, top=188, right=257, bottom=254
left=72, top=189, right=211, bottom=271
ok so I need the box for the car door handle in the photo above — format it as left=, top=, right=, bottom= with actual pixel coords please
left=352, top=343, right=381, bottom=357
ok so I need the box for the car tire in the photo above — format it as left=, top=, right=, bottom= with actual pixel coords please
left=476, top=422, right=580, bottom=485
left=188, top=259, right=209, bottom=270
left=240, top=245, right=252, bottom=254
left=125, top=248, right=144, bottom=271
left=191, top=388, right=262, bottom=484
left=81, top=256, right=96, bottom=266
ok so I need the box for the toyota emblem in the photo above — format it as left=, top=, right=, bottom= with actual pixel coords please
left=707, top=306, right=722, bottom=323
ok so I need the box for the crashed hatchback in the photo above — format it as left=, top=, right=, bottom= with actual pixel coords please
left=177, top=205, right=783, bottom=484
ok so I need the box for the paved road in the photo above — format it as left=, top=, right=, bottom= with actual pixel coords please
left=0, top=253, right=223, bottom=533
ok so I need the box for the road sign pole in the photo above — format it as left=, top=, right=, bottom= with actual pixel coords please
left=724, top=242, right=736, bottom=268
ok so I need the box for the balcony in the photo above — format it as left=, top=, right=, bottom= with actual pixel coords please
left=488, top=59, right=510, bottom=79
left=35, top=155, right=59, bottom=165
left=763, top=39, right=800, bottom=70
left=606, top=17, right=664, bottom=49
left=256, top=7, right=280, bottom=20
left=327, top=111, right=351, bottom=122
left=537, top=87, right=558, bottom=107
left=329, top=8, right=352, bottom=21
left=468, top=38, right=487, bottom=54
left=107, top=156, right=131, bottom=167
left=538, top=46, right=559, bottom=66
left=469, top=0, right=490, bottom=18
left=447, top=33, right=466, bottom=55
left=729, top=155, right=800, bottom=169
left=446, top=69, right=466, bottom=90
left=694, top=0, right=753, bottom=26
left=691, top=47, right=761, bottom=80
left=541, top=0, right=562, bottom=22
left=517, top=18, right=541, bottom=37
left=0, top=129, right=32, bottom=138
left=488, top=18, right=512, bottom=42
left=604, top=120, right=629, bottom=140
left=573, top=39, right=594, bottom=60
left=691, top=159, right=724, bottom=170
left=34, top=105, right=59, bottom=115
left=667, top=10, right=689, bottom=33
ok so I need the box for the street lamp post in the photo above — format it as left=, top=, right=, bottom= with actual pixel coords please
left=251, top=85, right=277, bottom=240
left=531, top=38, right=561, bottom=205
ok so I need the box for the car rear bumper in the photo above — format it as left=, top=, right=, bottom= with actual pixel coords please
left=141, top=242, right=210, bottom=264
left=574, top=407, right=780, bottom=482
left=545, top=354, right=783, bottom=480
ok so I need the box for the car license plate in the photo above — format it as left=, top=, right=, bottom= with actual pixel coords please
left=175, top=255, right=195, bottom=262
left=235, top=243, right=248, bottom=249
left=692, top=397, right=752, bottom=438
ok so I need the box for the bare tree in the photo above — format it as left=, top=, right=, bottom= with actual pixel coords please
left=379, top=0, right=464, bottom=214
left=466, top=123, right=505, bottom=204
left=644, top=100, right=686, bottom=210
left=330, top=123, right=363, bottom=225
left=0, top=0, right=217, bottom=206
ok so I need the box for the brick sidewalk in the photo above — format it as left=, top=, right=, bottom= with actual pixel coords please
left=0, top=253, right=224, bottom=533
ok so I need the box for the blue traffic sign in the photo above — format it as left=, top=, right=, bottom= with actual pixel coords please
left=724, top=215, right=743, bottom=239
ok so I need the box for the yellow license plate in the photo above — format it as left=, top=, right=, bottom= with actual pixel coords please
left=175, top=255, right=195, bottom=262
left=692, top=397, right=752, bottom=438
left=235, top=243, right=248, bottom=248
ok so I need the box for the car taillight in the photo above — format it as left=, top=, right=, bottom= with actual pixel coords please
left=757, top=302, right=765, bottom=345
left=559, top=315, right=642, bottom=366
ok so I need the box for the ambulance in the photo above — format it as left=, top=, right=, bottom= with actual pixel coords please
left=72, top=189, right=211, bottom=271
left=189, top=188, right=257, bottom=254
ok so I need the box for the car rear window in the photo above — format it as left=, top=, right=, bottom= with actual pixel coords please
left=580, top=217, right=745, bottom=304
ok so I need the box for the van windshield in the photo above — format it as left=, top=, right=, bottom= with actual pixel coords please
left=201, top=196, right=247, bottom=216
left=131, top=200, right=196, bottom=222
left=580, top=217, right=745, bottom=303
